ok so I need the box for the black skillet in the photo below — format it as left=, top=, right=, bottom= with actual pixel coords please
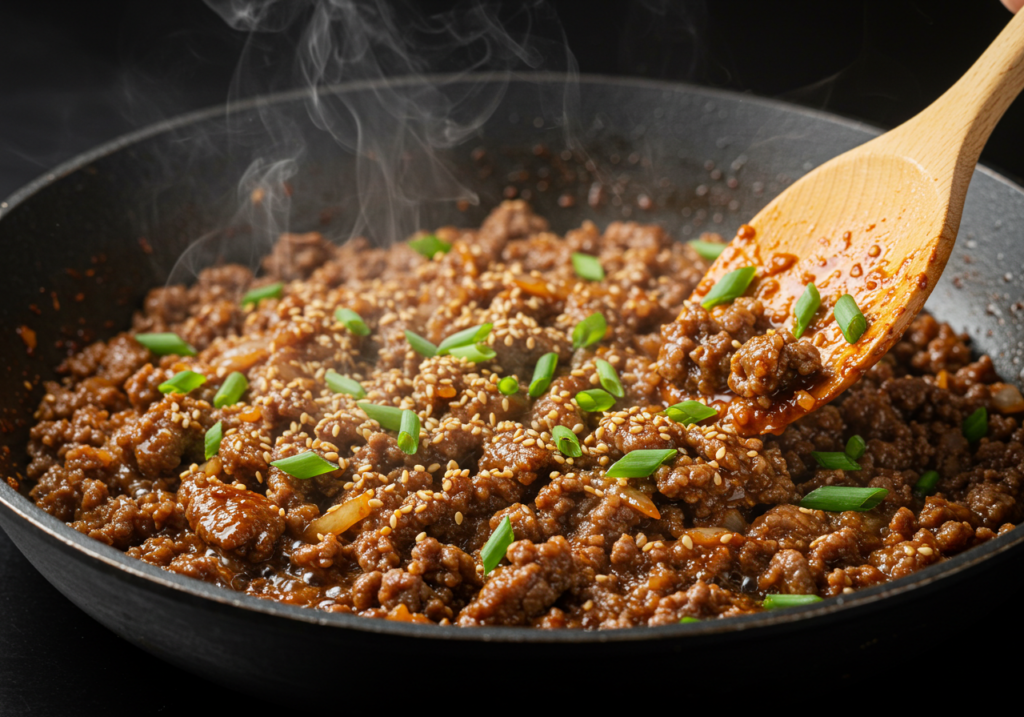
left=1, top=75, right=1024, bottom=700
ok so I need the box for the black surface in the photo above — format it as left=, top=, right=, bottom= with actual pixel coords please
left=2, top=1, right=1023, bottom=713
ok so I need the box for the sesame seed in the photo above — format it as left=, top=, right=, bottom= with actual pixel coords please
left=903, top=545, right=916, bottom=556
left=415, top=532, right=427, bottom=542
left=455, top=511, right=464, bottom=525
left=682, top=536, right=694, bottom=549
left=918, top=546, right=934, bottom=556
left=715, top=447, right=726, bottom=460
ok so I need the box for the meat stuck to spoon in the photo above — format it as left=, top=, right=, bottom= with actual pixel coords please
left=674, top=9, right=1024, bottom=436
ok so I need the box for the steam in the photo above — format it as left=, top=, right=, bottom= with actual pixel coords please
left=169, top=0, right=577, bottom=282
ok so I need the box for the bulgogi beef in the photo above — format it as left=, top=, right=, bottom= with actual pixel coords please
left=24, top=201, right=1024, bottom=627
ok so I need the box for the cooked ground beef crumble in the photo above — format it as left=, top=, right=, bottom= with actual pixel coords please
left=24, top=201, right=1024, bottom=627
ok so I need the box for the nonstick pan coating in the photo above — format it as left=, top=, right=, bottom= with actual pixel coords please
left=2, top=74, right=1024, bottom=699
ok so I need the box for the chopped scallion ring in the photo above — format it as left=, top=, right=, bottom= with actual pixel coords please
left=408, top=234, right=451, bottom=259
left=325, top=370, right=365, bottom=399
left=606, top=448, right=677, bottom=478
left=498, top=376, right=519, bottom=395
left=448, top=343, right=496, bottom=363
left=404, top=330, right=438, bottom=358
left=800, top=486, right=888, bottom=512
left=834, top=294, right=867, bottom=343
left=205, top=421, right=223, bottom=461
left=551, top=425, right=582, bottom=457
left=572, top=312, right=607, bottom=350
left=688, top=240, right=725, bottom=262
left=397, top=410, right=421, bottom=455
left=334, top=308, right=370, bottom=337
left=700, top=266, right=756, bottom=309
left=595, top=358, right=625, bottom=398
left=913, top=470, right=940, bottom=497
left=665, top=400, right=718, bottom=426
left=678, top=616, right=701, bottom=624
left=792, top=282, right=820, bottom=339
left=437, top=323, right=493, bottom=355
left=762, top=594, right=823, bottom=610
left=213, top=371, right=248, bottom=408
left=271, top=451, right=339, bottom=480
left=241, top=282, right=283, bottom=307
left=529, top=352, right=559, bottom=398
left=575, top=388, right=616, bottom=412
left=963, top=407, right=988, bottom=442
left=357, top=402, right=404, bottom=432
left=481, top=515, right=514, bottom=575
left=845, top=435, right=866, bottom=461
left=810, top=451, right=861, bottom=471
left=134, top=332, right=196, bottom=357
left=571, top=252, right=605, bottom=281
left=158, top=370, right=206, bottom=395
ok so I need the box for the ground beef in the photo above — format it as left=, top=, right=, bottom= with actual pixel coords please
left=24, top=201, right=1024, bottom=628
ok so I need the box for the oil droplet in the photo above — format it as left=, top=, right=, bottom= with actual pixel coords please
left=850, top=264, right=863, bottom=278
left=866, top=280, right=877, bottom=290
left=916, top=273, right=929, bottom=290
left=737, top=224, right=756, bottom=240
left=868, top=244, right=881, bottom=257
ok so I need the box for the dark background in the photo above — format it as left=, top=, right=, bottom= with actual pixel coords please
left=1, top=0, right=1020, bottom=713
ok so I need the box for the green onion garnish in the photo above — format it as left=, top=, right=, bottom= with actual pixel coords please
left=158, top=370, right=207, bottom=395
left=241, top=281, right=283, bottom=307
left=572, top=312, right=607, bottom=350
left=914, top=470, right=940, bottom=497
left=481, top=515, right=514, bottom=575
left=529, top=352, right=559, bottom=398
left=325, top=370, right=365, bottom=399
left=834, top=294, right=867, bottom=343
left=845, top=435, right=866, bottom=461
left=606, top=448, right=677, bottom=478
left=665, top=400, right=718, bottom=426
left=571, top=252, right=605, bottom=281
left=576, top=388, right=616, bottom=412
left=449, top=343, right=496, bottom=363
left=397, top=410, right=421, bottom=455
left=357, top=402, right=404, bottom=432
left=800, top=486, right=888, bottom=512
left=810, top=451, right=861, bottom=471
left=271, top=451, right=339, bottom=480
left=134, top=332, right=196, bottom=357
left=408, top=234, right=451, bottom=259
left=213, top=371, right=248, bottom=408
left=762, top=594, right=823, bottom=610
left=700, top=266, right=756, bottom=309
left=792, top=282, right=820, bottom=339
left=551, top=425, right=582, bottom=457
left=595, top=358, right=624, bottom=398
left=963, top=407, right=988, bottom=442
left=335, top=308, right=370, bottom=336
left=688, top=239, right=726, bottom=262
left=404, top=330, right=438, bottom=358
left=678, top=616, right=701, bottom=624
left=437, top=324, right=493, bottom=355
left=498, top=376, right=519, bottom=395
left=205, top=420, right=223, bottom=461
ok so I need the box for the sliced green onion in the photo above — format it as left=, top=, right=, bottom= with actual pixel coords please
left=800, top=486, right=888, bottom=512
left=271, top=451, right=339, bottom=479
left=700, top=266, right=756, bottom=309
left=357, top=402, right=404, bottom=432
left=552, top=425, right=582, bottom=457
left=576, top=388, right=616, bottom=412
left=404, top=330, right=438, bottom=358
left=845, top=435, right=866, bottom=461
left=158, top=370, right=207, bottom=395
left=498, top=376, right=519, bottom=395
left=572, top=312, right=607, bottom=350
left=397, top=410, right=421, bottom=455
left=449, top=343, right=496, bottom=363
left=810, top=451, right=862, bottom=471
left=678, top=616, right=701, bottom=624
left=213, top=371, right=248, bottom=408
left=325, top=370, right=365, bottom=399
left=134, top=332, right=196, bottom=357
left=437, top=323, right=493, bottom=355
left=529, top=352, right=559, bottom=398
left=963, top=407, right=988, bottom=443
left=665, top=400, right=718, bottom=426
left=408, top=234, right=451, bottom=259
left=571, top=252, right=605, bottom=281
left=834, top=294, right=867, bottom=343
left=914, top=470, right=940, bottom=497
left=204, top=420, right=223, bottom=460
left=792, top=282, right=820, bottom=339
left=335, top=308, right=371, bottom=336
left=688, top=239, right=726, bottom=262
left=241, top=281, right=283, bottom=307
left=481, top=515, right=514, bottom=575
left=606, top=448, right=677, bottom=478
left=762, top=594, right=823, bottom=610
left=596, top=358, right=624, bottom=398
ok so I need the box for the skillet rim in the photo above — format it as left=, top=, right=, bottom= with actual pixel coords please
left=2, top=72, right=1023, bottom=644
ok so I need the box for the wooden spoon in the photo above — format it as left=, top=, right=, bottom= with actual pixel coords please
left=690, top=10, right=1024, bottom=436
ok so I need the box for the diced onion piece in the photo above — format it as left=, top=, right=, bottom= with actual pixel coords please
left=513, top=277, right=570, bottom=300
left=386, top=604, right=433, bottom=624
left=991, top=383, right=1024, bottom=414
left=613, top=485, right=661, bottom=520
left=305, top=492, right=373, bottom=541
left=216, top=338, right=270, bottom=373
left=239, top=406, right=263, bottom=422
